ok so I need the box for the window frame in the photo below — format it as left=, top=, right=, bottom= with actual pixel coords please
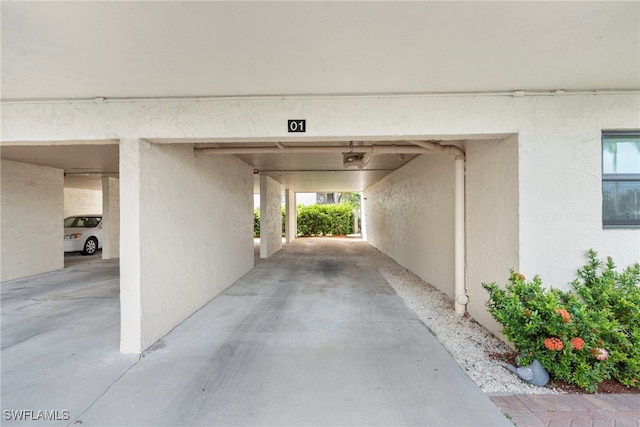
left=602, top=131, right=640, bottom=229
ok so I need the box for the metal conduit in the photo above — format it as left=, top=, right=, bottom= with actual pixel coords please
left=194, top=145, right=431, bottom=156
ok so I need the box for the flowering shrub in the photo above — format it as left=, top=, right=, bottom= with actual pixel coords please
left=554, top=308, right=571, bottom=323
left=544, top=337, right=564, bottom=351
left=571, top=250, right=640, bottom=388
left=483, top=250, right=640, bottom=392
left=593, top=348, right=609, bottom=361
left=570, top=337, right=585, bottom=350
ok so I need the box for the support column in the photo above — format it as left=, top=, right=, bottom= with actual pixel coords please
left=119, top=138, right=142, bottom=354
left=285, top=188, right=296, bottom=243
left=360, top=192, right=367, bottom=240
left=259, top=175, right=283, bottom=259
left=101, top=176, right=120, bottom=259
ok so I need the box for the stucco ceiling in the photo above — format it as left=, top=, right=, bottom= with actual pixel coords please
left=0, top=144, right=119, bottom=190
left=217, top=140, right=421, bottom=192
left=2, top=1, right=639, bottom=100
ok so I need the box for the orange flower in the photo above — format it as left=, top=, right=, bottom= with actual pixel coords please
left=554, top=308, right=571, bottom=323
left=544, top=337, right=564, bottom=351
left=570, top=337, right=585, bottom=350
left=524, top=309, right=531, bottom=317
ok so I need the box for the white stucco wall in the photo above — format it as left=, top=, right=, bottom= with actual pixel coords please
left=465, top=136, right=519, bottom=334
left=517, top=108, right=640, bottom=286
left=260, top=174, right=283, bottom=258
left=119, top=139, right=142, bottom=353
left=120, top=140, right=254, bottom=352
left=284, top=188, right=296, bottom=243
left=364, top=153, right=456, bottom=298
left=101, top=177, right=120, bottom=259
left=63, top=187, right=102, bottom=218
left=1, top=160, right=63, bottom=281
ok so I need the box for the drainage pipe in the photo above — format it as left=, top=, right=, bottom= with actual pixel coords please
left=453, top=155, right=467, bottom=315
left=195, top=145, right=431, bottom=156
left=407, top=139, right=464, bottom=157
left=408, top=141, right=467, bottom=315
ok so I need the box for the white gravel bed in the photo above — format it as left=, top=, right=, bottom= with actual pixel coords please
left=379, top=267, right=559, bottom=395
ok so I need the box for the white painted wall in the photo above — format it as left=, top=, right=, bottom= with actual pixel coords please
left=364, top=154, right=456, bottom=298
left=284, top=188, right=296, bottom=243
left=260, top=175, right=283, bottom=258
left=101, top=177, right=119, bottom=259
left=119, top=139, right=142, bottom=353
left=63, top=187, right=102, bottom=218
left=120, top=140, right=254, bottom=353
left=465, top=136, right=520, bottom=334
left=517, top=108, right=640, bottom=285
left=1, top=160, right=63, bottom=281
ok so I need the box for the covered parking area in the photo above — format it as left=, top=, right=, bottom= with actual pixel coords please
left=0, top=142, right=121, bottom=278
left=1, top=129, right=519, bottom=350
left=1, top=0, right=638, bottom=399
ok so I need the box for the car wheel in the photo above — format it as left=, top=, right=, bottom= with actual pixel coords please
left=82, top=237, right=98, bottom=256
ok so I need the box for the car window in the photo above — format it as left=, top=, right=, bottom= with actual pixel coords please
left=85, top=217, right=101, bottom=227
left=64, top=217, right=102, bottom=228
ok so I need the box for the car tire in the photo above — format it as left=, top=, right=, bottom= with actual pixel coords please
left=82, top=237, right=98, bottom=256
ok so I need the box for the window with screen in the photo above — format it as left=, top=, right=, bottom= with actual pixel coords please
left=602, top=131, right=640, bottom=228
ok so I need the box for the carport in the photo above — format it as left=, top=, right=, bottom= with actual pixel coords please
left=0, top=142, right=121, bottom=280
left=2, top=132, right=517, bottom=355
left=115, top=134, right=517, bottom=354
left=2, top=0, right=638, bottom=370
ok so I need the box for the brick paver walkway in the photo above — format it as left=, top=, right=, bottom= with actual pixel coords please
left=490, top=394, right=640, bottom=426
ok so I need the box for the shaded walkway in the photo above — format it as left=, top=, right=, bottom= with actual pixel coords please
left=77, top=238, right=510, bottom=426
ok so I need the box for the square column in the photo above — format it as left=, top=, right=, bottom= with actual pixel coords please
left=284, top=188, right=297, bottom=243
left=120, top=139, right=254, bottom=354
left=259, top=175, right=283, bottom=258
left=101, top=176, right=120, bottom=259
left=360, top=192, right=367, bottom=240
left=119, top=139, right=143, bottom=353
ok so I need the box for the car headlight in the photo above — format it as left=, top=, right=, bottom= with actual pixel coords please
left=64, top=233, right=83, bottom=240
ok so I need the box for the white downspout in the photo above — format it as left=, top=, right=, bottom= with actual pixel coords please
left=454, top=155, right=468, bottom=315
left=194, top=145, right=431, bottom=156
left=408, top=141, right=467, bottom=315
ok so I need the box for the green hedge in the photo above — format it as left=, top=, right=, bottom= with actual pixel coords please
left=253, top=207, right=286, bottom=237
left=297, top=204, right=354, bottom=237
left=254, top=204, right=355, bottom=237
left=253, top=208, right=261, bottom=237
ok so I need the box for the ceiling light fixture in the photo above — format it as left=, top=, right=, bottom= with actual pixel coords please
left=342, top=152, right=367, bottom=168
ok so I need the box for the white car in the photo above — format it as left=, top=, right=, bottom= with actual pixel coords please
left=63, top=215, right=103, bottom=255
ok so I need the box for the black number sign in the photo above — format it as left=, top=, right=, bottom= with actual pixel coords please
left=288, top=120, right=306, bottom=133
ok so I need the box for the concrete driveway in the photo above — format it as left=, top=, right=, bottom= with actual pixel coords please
left=1, top=238, right=510, bottom=426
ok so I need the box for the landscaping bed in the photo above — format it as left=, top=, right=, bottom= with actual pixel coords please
left=381, top=250, right=639, bottom=395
